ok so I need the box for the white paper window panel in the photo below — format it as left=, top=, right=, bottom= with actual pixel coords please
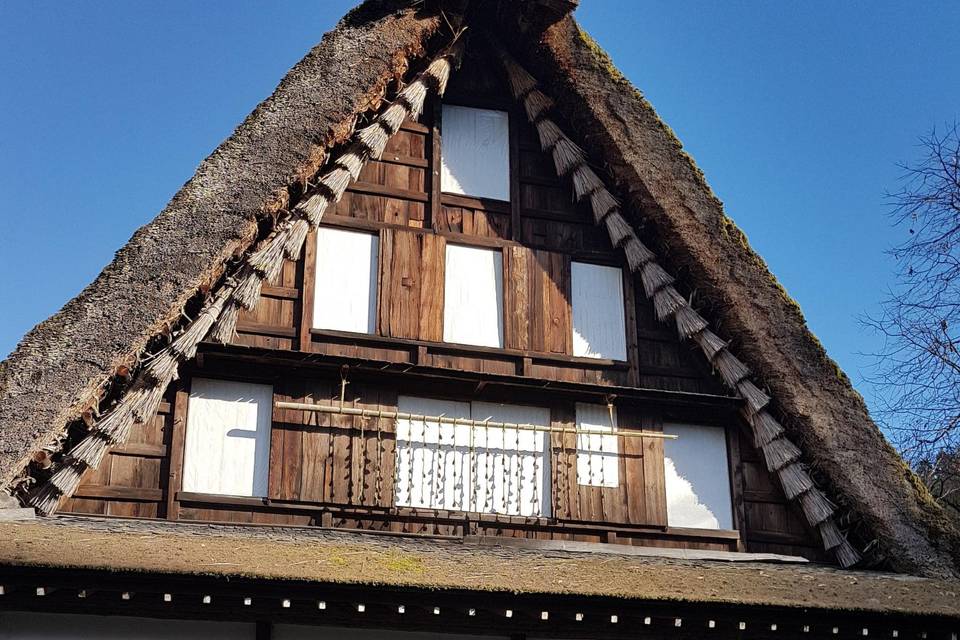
left=576, top=402, right=619, bottom=488
left=571, top=261, right=627, bottom=360
left=0, top=612, right=254, bottom=640
left=313, top=227, right=379, bottom=333
left=274, top=626, right=500, bottom=640
left=394, top=396, right=551, bottom=517
left=663, top=423, right=734, bottom=530
left=443, top=244, right=504, bottom=348
left=182, top=378, right=273, bottom=498
left=440, top=104, right=510, bottom=201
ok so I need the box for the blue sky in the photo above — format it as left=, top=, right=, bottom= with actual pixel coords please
left=1, top=2, right=958, bottom=421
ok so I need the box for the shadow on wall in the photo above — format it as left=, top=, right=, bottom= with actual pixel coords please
left=663, top=423, right=733, bottom=530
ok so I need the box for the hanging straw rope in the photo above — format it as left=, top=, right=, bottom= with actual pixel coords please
left=492, top=40, right=862, bottom=568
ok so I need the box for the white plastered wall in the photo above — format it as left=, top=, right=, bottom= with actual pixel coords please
left=182, top=378, right=273, bottom=498
left=663, top=423, right=734, bottom=529
left=571, top=261, right=627, bottom=360
left=313, top=227, right=379, bottom=334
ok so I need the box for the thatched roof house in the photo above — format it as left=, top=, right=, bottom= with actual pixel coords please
left=1, top=0, right=958, bottom=637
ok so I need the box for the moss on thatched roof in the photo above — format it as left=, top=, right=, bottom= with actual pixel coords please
left=1, top=516, right=958, bottom=617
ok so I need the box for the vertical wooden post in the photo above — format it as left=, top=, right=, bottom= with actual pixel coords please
left=298, top=229, right=317, bottom=352
left=727, top=424, right=748, bottom=550
left=509, top=107, right=521, bottom=241
left=255, top=621, right=272, bottom=640
left=623, top=268, right=640, bottom=387
left=429, top=100, right=442, bottom=231
left=165, top=382, right=190, bottom=521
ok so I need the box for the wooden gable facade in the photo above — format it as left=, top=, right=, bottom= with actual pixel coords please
left=55, top=45, right=826, bottom=564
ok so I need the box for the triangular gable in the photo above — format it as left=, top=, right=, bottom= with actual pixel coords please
left=1, top=0, right=957, bottom=579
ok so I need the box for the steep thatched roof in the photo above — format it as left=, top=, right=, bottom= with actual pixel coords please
left=1, top=0, right=958, bottom=581
left=1, top=516, right=958, bottom=617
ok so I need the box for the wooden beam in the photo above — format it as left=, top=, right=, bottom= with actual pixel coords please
left=236, top=322, right=298, bottom=338
left=348, top=181, right=429, bottom=203
left=110, top=443, right=167, bottom=458
left=165, top=385, right=189, bottom=520
left=73, top=485, right=163, bottom=501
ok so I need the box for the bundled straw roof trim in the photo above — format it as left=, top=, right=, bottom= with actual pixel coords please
left=25, top=34, right=467, bottom=516
left=523, top=89, right=555, bottom=122
left=495, top=45, right=862, bottom=568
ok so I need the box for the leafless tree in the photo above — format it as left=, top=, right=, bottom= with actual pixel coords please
left=864, top=123, right=960, bottom=512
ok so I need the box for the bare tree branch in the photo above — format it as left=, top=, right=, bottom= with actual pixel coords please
left=864, top=123, right=960, bottom=517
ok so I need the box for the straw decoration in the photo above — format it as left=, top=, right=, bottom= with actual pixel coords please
left=623, top=236, right=655, bottom=271
left=336, top=147, right=367, bottom=179
left=692, top=328, right=726, bottom=361
left=249, top=228, right=290, bottom=284
left=818, top=519, right=844, bottom=549
left=398, top=80, right=429, bottom=120
left=603, top=210, right=634, bottom=247
left=590, top=189, right=620, bottom=224
left=800, top=488, right=836, bottom=527
left=494, top=42, right=860, bottom=568
left=500, top=52, right=537, bottom=99
left=67, top=430, right=112, bottom=469
left=319, top=167, right=353, bottom=202
left=640, top=261, right=674, bottom=297
left=552, top=138, right=587, bottom=177
left=675, top=305, right=709, bottom=340
left=297, top=193, right=329, bottom=227
left=833, top=538, right=862, bottom=568
left=652, top=286, right=686, bottom=321
left=535, top=119, right=565, bottom=150
left=762, top=436, right=803, bottom=472
left=747, top=409, right=784, bottom=448
left=379, top=103, right=408, bottom=135
left=714, top=349, right=751, bottom=387
left=571, top=165, right=605, bottom=201
left=778, top=463, right=815, bottom=500
left=356, top=123, right=391, bottom=159
left=523, top=89, right=554, bottom=123
left=738, top=379, right=772, bottom=413
left=208, top=301, right=240, bottom=344
left=283, top=218, right=310, bottom=261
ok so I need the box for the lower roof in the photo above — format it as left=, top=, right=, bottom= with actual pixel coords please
left=0, top=516, right=957, bottom=618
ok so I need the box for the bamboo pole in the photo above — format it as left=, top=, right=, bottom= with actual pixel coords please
left=273, top=401, right=677, bottom=440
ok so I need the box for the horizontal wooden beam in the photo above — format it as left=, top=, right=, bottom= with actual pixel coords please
left=348, top=181, right=428, bottom=203
left=236, top=322, right=297, bottom=338
left=110, top=443, right=167, bottom=459
left=73, top=486, right=163, bottom=502
left=193, top=344, right=741, bottom=413
left=260, top=285, right=300, bottom=300
left=376, top=153, right=429, bottom=169
left=440, top=192, right=511, bottom=215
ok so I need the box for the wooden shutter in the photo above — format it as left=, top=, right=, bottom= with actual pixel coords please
left=504, top=247, right=571, bottom=354
left=552, top=404, right=666, bottom=526
left=378, top=229, right=445, bottom=341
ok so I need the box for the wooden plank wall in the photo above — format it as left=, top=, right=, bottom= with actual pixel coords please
left=57, top=43, right=826, bottom=563
left=60, top=394, right=173, bottom=517
left=60, top=369, right=826, bottom=559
